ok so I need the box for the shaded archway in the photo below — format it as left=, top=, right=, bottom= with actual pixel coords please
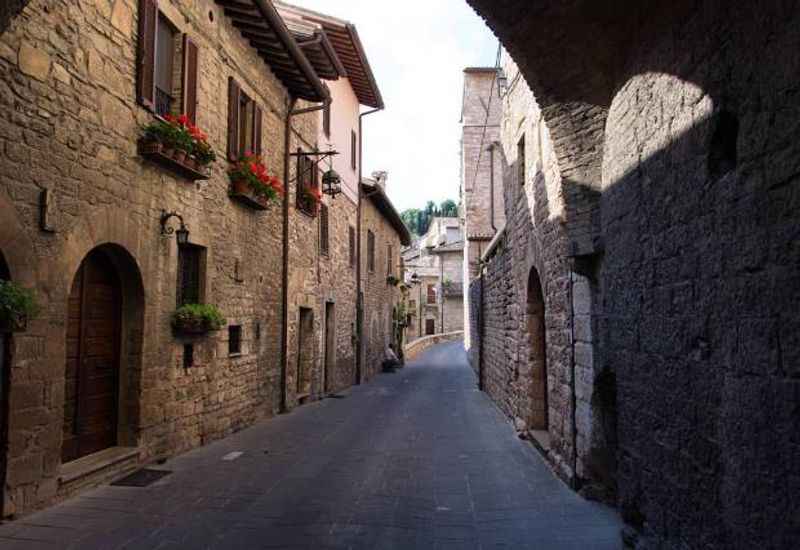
left=62, top=244, right=144, bottom=463
left=0, top=251, right=9, bottom=514
left=526, top=267, right=548, bottom=431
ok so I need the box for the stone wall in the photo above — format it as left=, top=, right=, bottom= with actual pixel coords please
left=466, top=0, right=800, bottom=547
left=360, top=194, right=405, bottom=381
left=0, top=0, right=316, bottom=516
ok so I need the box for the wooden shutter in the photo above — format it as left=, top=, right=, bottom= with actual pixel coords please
left=253, top=104, right=263, bottom=156
left=227, top=77, right=240, bottom=161
left=136, top=0, right=159, bottom=109
left=181, top=34, right=199, bottom=124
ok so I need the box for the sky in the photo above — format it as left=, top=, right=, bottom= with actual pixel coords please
left=290, top=0, right=498, bottom=212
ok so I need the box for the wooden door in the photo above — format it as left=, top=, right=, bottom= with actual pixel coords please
left=62, top=250, right=121, bottom=463
left=324, top=303, right=335, bottom=393
left=425, top=319, right=435, bottom=336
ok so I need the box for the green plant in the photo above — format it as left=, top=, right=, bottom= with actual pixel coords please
left=142, top=114, right=216, bottom=166
left=171, top=304, right=226, bottom=332
left=0, top=280, right=39, bottom=327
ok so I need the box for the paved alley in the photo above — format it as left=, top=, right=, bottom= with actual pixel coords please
left=0, top=342, right=621, bottom=549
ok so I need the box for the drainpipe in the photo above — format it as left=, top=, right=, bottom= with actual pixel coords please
left=280, top=96, right=330, bottom=413
left=355, top=106, right=383, bottom=384
left=488, top=143, right=497, bottom=233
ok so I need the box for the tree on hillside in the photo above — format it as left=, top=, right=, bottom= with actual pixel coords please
left=439, top=199, right=458, bottom=217
left=400, top=198, right=459, bottom=238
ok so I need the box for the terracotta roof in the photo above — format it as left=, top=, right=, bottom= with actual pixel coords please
left=215, top=0, right=329, bottom=102
left=278, top=5, right=345, bottom=80
left=361, top=182, right=411, bottom=246
left=275, top=2, right=384, bottom=108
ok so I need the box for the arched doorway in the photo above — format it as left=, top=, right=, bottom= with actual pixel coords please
left=527, top=267, right=548, bottom=431
left=62, top=248, right=124, bottom=462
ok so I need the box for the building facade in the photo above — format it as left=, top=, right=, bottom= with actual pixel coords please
left=402, top=217, right=464, bottom=341
left=0, top=0, right=404, bottom=519
left=465, top=0, right=800, bottom=546
left=460, top=68, right=504, bottom=351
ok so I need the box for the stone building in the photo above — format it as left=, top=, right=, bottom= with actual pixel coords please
left=402, top=217, right=464, bottom=340
left=460, top=67, right=504, bottom=351
left=276, top=2, right=384, bottom=402
left=465, top=1, right=800, bottom=547
left=0, top=0, right=402, bottom=519
left=360, top=176, right=411, bottom=379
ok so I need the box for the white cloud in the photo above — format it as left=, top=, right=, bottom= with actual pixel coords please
left=289, top=0, right=498, bottom=211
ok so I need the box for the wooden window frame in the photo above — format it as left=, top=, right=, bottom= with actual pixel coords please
left=320, top=203, right=330, bottom=257
left=177, top=243, right=205, bottom=306
left=227, top=78, right=263, bottom=161
left=367, top=230, right=375, bottom=273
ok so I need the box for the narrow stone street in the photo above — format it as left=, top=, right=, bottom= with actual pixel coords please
left=0, top=342, right=620, bottom=549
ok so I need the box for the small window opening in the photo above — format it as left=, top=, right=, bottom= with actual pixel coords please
left=255, top=322, right=261, bottom=341
left=709, top=110, right=739, bottom=178
left=183, top=344, right=194, bottom=368
left=229, top=325, right=242, bottom=355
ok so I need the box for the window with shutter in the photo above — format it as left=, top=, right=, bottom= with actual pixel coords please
left=296, top=154, right=319, bottom=215
left=320, top=204, right=329, bottom=257
left=367, top=230, right=375, bottom=272
left=427, top=285, right=436, bottom=305
left=181, top=35, right=199, bottom=124
left=136, top=0, right=158, bottom=109
left=153, top=15, right=177, bottom=117
left=177, top=244, right=204, bottom=306
left=227, top=78, right=262, bottom=161
left=349, top=226, right=355, bottom=268
left=387, top=245, right=393, bottom=275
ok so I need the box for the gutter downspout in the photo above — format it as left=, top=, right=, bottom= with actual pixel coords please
left=280, top=96, right=330, bottom=414
left=489, top=143, right=497, bottom=233
left=356, top=106, right=383, bottom=385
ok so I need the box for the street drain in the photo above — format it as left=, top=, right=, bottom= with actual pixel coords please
left=111, top=468, right=172, bottom=487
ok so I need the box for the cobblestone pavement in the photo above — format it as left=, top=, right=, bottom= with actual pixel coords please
left=0, top=341, right=622, bottom=549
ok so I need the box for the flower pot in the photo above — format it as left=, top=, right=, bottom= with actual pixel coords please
left=230, top=179, right=269, bottom=210
left=139, top=140, right=162, bottom=155
left=185, top=157, right=199, bottom=170
left=173, top=318, right=210, bottom=336
left=173, top=149, right=187, bottom=163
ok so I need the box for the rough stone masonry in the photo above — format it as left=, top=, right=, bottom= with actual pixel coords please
left=466, top=0, right=800, bottom=548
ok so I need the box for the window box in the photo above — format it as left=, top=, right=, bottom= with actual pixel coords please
left=171, top=304, right=225, bottom=338
left=139, top=139, right=210, bottom=181
left=230, top=178, right=270, bottom=210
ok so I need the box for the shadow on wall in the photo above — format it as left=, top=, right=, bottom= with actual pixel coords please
left=0, top=1, right=30, bottom=35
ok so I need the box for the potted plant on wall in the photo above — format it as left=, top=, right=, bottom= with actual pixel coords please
left=171, top=304, right=226, bottom=336
left=139, top=114, right=216, bottom=180
left=228, top=152, right=284, bottom=210
left=298, top=184, right=322, bottom=216
left=0, top=280, right=39, bottom=332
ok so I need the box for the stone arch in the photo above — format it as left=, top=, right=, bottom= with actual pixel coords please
left=61, top=243, right=145, bottom=461
left=526, top=266, right=548, bottom=431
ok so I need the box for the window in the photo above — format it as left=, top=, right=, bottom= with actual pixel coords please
left=367, top=230, right=375, bottom=272
left=296, top=153, right=319, bottom=215
left=320, top=204, right=329, bottom=256
left=183, top=344, right=194, bottom=368
left=136, top=2, right=199, bottom=123
left=228, top=325, right=242, bottom=355
left=517, top=134, right=526, bottom=186
left=349, top=226, right=356, bottom=268
left=427, top=284, right=436, bottom=305
left=323, top=102, right=331, bottom=137
left=426, top=319, right=435, bottom=335
left=387, top=244, right=393, bottom=275
left=709, top=110, right=739, bottom=178
left=154, top=15, right=176, bottom=117
left=177, top=244, right=204, bottom=306
left=351, top=130, right=357, bottom=170
left=227, top=78, right=263, bottom=161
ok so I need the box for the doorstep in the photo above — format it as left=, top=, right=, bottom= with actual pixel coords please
left=58, top=447, right=140, bottom=497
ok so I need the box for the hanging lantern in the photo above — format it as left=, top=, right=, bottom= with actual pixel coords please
left=322, top=169, right=342, bottom=198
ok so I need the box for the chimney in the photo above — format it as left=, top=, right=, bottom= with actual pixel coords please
left=372, top=171, right=388, bottom=191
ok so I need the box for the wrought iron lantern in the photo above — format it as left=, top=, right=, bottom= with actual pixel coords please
left=409, top=272, right=420, bottom=285
left=322, top=168, right=342, bottom=198
left=160, top=210, right=190, bottom=245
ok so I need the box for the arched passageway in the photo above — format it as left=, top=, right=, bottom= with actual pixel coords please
left=62, top=245, right=144, bottom=463
left=0, top=251, right=10, bottom=512
left=526, top=267, right=548, bottom=431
